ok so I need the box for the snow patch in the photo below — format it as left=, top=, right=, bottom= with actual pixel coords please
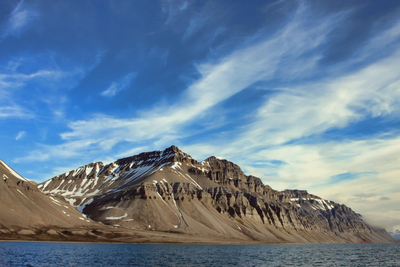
left=106, top=213, right=128, bottom=220
left=171, top=162, right=182, bottom=170
left=51, top=201, right=61, bottom=207
left=191, top=166, right=209, bottom=173
left=202, top=161, right=210, bottom=167
left=73, top=166, right=85, bottom=177
left=16, top=189, right=28, bottom=198
left=77, top=198, right=94, bottom=213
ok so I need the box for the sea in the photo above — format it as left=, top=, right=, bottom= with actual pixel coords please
left=0, top=242, right=399, bottom=266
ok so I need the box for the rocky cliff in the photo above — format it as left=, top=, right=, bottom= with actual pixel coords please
left=36, top=146, right=395, bottom=244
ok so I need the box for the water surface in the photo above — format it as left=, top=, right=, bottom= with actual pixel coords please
left=1, top=242, right=399, bottom=266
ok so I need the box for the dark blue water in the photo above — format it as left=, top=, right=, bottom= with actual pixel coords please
left=0, top=242, right=399, bottom=267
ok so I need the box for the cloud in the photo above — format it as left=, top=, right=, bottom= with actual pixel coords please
left=0, top=106, right=31, bottom=119
left=361, top=214, right=400, bottom=233
left=16, top=4, right=357, bottom=162
left=0, top=69, right=71, bottom=87
left=0, top=51, right=103, bottom=123
left=229, top=136, right=400, bottom=232
left=182, top=12, right=211, bottom=40
left=244, top=50, right=400, bottom=146
left=161, top=0, right=189, bottom=25
left=15, top=131, right=26, bottom=140
left=0, top=66, right=76, bottom=120
left=18, top=4, right=400, bottom=188
left=100, top=72, right=137, bottom=97
left=1, top=0, right=40, bottom=38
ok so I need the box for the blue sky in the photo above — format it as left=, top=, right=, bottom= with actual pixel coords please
left=1, top=0, right=400, bottom=231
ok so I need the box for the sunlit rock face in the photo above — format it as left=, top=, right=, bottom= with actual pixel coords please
left=0, top=160, right=99, bottom=231
left=38, top=146, right=396, bottom=243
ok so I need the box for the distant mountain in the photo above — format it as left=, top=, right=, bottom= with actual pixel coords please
left=37, top=145, right=395, bottom=244
left=389, top=230, right=400, bottom=240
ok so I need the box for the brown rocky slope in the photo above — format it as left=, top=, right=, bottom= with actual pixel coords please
left=35, top=146, right=396, bottom=244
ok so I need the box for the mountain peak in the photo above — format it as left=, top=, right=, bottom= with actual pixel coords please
left=202, top=156, right=246, bottom=181
left=164, top=145, right=181, bottom=153
left=114, top=145, right=191, bottom=166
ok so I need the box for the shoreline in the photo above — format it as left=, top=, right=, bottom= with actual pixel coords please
left=1, top=233, right=398, bottom=245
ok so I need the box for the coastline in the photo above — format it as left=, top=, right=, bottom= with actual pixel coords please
left=1, top=228, right=398, bottom=245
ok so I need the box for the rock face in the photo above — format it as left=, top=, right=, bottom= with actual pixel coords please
left=38, top=146, right=395, bottom=244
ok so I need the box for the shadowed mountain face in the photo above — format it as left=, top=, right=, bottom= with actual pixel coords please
left=37, top=145, right=396, bottom=244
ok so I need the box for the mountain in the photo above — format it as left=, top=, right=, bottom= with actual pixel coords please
left=37, top=146, right=395, bottom=244
left=0, top=160, right=100, bottom=239
left=389, top=230, right=400, bottom=240
left=0, top=159, right=156, bottom=243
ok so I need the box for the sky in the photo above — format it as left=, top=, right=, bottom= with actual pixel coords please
left=1, top=0, right=400, bottom=232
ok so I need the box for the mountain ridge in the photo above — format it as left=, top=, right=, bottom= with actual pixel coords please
left=36, top=145, right=396, bottom=244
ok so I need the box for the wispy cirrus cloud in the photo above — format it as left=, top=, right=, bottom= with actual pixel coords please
left=0, top=106, right=31, bottom=119
left=0, top=64, right=78, bottom=120
left=237, top=49, right=400, bottom=151
left=1, top=0, right=40, bottom=39
left=18, top=3, right=400, bottom=192
left=15, top=131, right=26, bottom=140
left=100, top=72, right=137, bottom=98
left=0, top=51, right=103, bottom=122
left=18, top=4, right=340, bottom=162
left=161, top=0, right=189, bottom=25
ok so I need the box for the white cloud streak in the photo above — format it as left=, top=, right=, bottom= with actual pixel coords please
left=20, top=4, right=338, bottom=162
left=100, top=72, right=137, bottom=97
left=161, top=0, right=189, bottom=25
left=1, top=0, right=39, bottom=38
left=0, top=51, right=103, bottom=121
left=0, top=106, right=31, bottom=119
left=238, top=50, right=400, bottom=150
left=15, top=131, right=26, bottom=140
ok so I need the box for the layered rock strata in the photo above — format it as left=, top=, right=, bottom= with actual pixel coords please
left=37, top=146, right=396, bottom=244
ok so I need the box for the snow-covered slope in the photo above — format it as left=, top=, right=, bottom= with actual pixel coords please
left=38, top=146, right=206, bottom=210
left=38, top=146, right=396, bottom=244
